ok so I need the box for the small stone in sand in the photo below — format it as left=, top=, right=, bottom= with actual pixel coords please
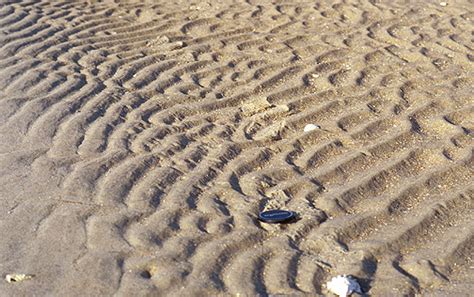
left=5, top=273, right=34, bottom=283
left=304, top=124, right=320, bottom=132
left=439, top=2, right=447, bottom=6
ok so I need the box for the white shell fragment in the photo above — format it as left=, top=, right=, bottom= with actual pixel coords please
left=327, top=275, right=362, bottom=297
left=5, top=273, right=33, bottom=283
left=303, top=124, right=320, bottom=132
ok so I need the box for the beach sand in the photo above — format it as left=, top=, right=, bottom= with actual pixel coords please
left=0, top=0, right=473, bottom=296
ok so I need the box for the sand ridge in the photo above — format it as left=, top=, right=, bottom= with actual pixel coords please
left=0, top=0, right=473, bottom=296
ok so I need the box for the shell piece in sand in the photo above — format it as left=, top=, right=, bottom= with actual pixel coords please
left=303, top=123, right=320, bottom=132
left=5, top=273, right=34, bottom=283
left=241, top=97, right=273, bottom=116
left=326, top=275, right=362, bottom=297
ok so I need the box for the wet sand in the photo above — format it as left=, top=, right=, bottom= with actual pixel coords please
left=0, top=0, right=473, bottom=296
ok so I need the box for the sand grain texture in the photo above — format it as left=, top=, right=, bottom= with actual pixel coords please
left=0, top=0, right=473, bottom=296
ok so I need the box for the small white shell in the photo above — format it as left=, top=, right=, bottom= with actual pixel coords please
left=326, top=275, right=361, bottom=297
left=303, top=124, right=320, bottom=132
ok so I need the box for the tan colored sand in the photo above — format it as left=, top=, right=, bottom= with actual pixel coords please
left=0, top=0, right=473, bottom=296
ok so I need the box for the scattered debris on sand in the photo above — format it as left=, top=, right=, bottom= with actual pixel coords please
left=5, top=273, right=34, bottom=283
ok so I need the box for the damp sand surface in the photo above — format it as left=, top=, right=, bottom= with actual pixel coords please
left=0, top=1, right=473, bottom=296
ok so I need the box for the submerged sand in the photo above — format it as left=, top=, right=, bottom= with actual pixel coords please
left=0, top=0, right=473, bottom=296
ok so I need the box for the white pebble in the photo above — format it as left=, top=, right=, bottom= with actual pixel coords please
left=439, top=1, right=447, bottom=6
left=326, top=275, right=361, bottom=297
left=303, top=124, right=320, bottom=132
